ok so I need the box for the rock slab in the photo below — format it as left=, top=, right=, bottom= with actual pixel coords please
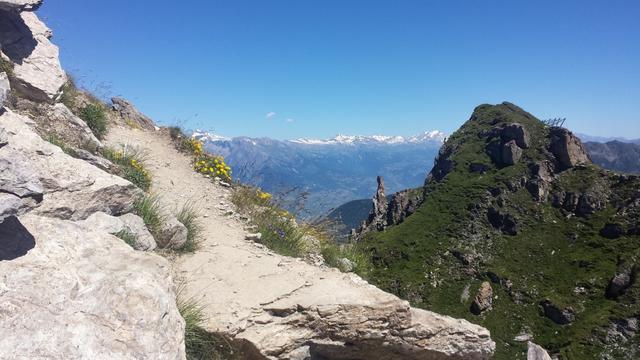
left=0, top=214, right=185, bottom=359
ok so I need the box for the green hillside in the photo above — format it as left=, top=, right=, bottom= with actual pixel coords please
left=360, top=103, right=640, bottom=359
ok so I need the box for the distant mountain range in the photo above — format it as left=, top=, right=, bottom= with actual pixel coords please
left=193, top=131, right=445, bottom=217
left=576, top=133, right=640, bottom=144
left=584, top=141, right=640, bottom=174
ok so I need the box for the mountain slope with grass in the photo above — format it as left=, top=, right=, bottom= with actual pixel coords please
left=359, top=102, right=640, bottom=360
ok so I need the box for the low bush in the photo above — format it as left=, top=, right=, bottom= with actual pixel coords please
left=320, top=241, right=373, bottom=276
left=102, top=147, right=152, bottom=191
left=176, top=202, right=204, bottom=253
left=133, top=194, right=165, bottom=237
left=80, top=104, right=108, bottom=139
left=59, top=77, right=79, bottom=110
left=0, top=57, right=13, bottom=76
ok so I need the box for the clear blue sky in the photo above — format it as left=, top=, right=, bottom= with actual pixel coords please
left=39, top=0, right=640, bottom=139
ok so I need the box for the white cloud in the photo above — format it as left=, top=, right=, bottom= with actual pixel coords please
left=266, top=111, right=276, bottom=119
left=286, top=118, right=295, bottom=123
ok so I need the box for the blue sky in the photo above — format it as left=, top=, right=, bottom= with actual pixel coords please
left=39, top=0, right=640, bottom=139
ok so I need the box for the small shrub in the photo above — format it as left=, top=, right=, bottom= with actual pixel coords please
left=133, top=194, right=165, bottom=237
left=115, top=229, right=137, bottom=248
left=176, top=202, right=204, bottom=253
left=177, top=287, right=240, bottom=360
left=59, top=77, right=79, bottom=110
left=80, top=104, right=108, bottom=139
left=0, top=57, right=13, bottom=76
left=102, top=147, right=152, bottom=191
left=169, top=126, right=186, bottom=140
left=321, top=241, right=373, bottom=276
left=181, top=138, right=204, bottom=155
left=193, top=154, right=232, bottom=182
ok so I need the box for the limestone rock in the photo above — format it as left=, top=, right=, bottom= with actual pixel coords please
left=471, top=281, right=493, bottom=315
left=502, top=140, right=523, bottom=165
left=75, top=148, right=114, bottom=171
left=119, top=213, right=157, bottom=251
left=360, top=175, right=389, bottom=233
left=527, top=342, right=552, bottom=360
left=0, top=71, right=9, bottom=107
left=0, top=10, right=66, bottom=101
left=0, top=0, right=42, bottom=11
left=245, top=232, right=263, bottom=242
left=0, top=215, right=35, bottom=261
left=159, top=216, right=188, bottom=249
left=0, top=214, right=185, bottom=359
left=46, top=103, right=102, bottom=149
left=1, top=109, right=142, bottom=220
left=112, top=97, right=156, bottom=130
left=387, top=188, right=424, bottom=226
left=77, top=212, right=156, bottom=251
left=549, top=127, right=590, bottom=171
left=0, top=139, right=43, bottom=221
left=230, top=273, right=495, bottom=360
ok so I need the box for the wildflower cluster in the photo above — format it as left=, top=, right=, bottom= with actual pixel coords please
left=181, top=138, right=204, bottom=156
left=256, top=190, right=272, bottom=203
left=102, top=147, right=152, bottom=191
left=193, top=154, right=232, bottom=182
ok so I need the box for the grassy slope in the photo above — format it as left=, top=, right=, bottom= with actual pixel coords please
left=361, top=103, right=640, bottom=359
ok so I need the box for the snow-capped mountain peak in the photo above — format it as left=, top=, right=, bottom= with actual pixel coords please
left=191, top=130, right=230, bottom=142
left=290, top=131, right=446, bottom=145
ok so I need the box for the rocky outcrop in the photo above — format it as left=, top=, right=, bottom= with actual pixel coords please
left=0, top=214, right=185, bottom=359
left=0, top=0, right=42, bottom=11
left=487, top=207, right=517, bottom=235
left=0, top=109, right=142, bottom=220
left=549, top=127, right=590, bottom=171
left=77, top=211, right=157, bottom=251
left=527, top=342, right=552, bottom=360
left=229, top=273, right=495, bottom=360
left=360, top=175, right=388, bottom=233
left=0, top=215, right=34, bottom=260
left=45, top=103, right=103, bottom=149
left=605, top=265, right=635, bottom=299
left=483, top=123, right=530, bottom=167
left=387, top=188, right=424, bottom=226
left=112, top=97, right=156, bottom=130
left=0, top=7, right=65, bottom=102
left=470, top=281, right=493, bottom=315
left=540, top=299, right=575, bottom=325
left=0, top=71, right=9, bottom=107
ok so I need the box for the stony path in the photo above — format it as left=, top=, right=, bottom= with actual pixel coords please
left=104, top=125, right=494, bottom=360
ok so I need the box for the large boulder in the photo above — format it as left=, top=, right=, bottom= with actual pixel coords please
left=0, top=8, right=65, bottom=102
left=501, top=140, right=523, bottom=165
left=606, top=266, right=635, bottom=299
left=111, top=97, right=156, bottom=130
left=0, top=109, right=142, bottom=220
left=549, top=127, right=590, bottom=170
left=230, top=273, right=496, bottom=359
left=77, top=211, right=157, bottom=251
left=471, top=281, right=494, bottom=315
left=540, top=299, right=575, bottom=325
left=0, top=214, right=185, bottom=359
left=0, top=136, right=43, bottom=221
left=158, top=216, right=188, bottom=249
left=501, top=123, right=530, bottom=148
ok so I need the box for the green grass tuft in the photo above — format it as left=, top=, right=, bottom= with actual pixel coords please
left=176, top=202, right=204, bottom=253
left=133, top=194, right=165, bottom=238
left=80, top=103, right=108, bottom=140
left=115, top=229, right=137, bottom=248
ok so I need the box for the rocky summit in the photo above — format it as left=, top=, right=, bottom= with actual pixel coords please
left=0, top=2, right=496, bottom=359
left=359, top=102, right=640, bottom=359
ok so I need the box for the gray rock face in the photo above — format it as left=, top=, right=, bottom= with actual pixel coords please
left=471, top=281, right=493, bottom=315
left=0, top=214, right=185, bottom=359
left=549, top=127, right=591, bottom=170
left=527, top=342, right=552, bottom=360
left=0, top=135, right=43, bottom=221
left=0, top=9, right=65, bottom=101
left=387, top=188, right=423, bottom=226
left=0, top=0, right=42, bottom=11
left=540, top=299, right=575, bottom=325
left=1, top=109, right=142, bottom=220
left=75, top=148, right=114, bottom=171
left=368, top=175, right=388, bottom=231
left=77, top=211, right=157, bottom=251
left=502, top=140, right=523, bottom=165
left=46, top=103, right=102, bottom=149
left=336, top=257, right=355, bottom=272
left=111, top=97, right=156, bottom=130
left=159, top=216, right=188, bottom=249
left=501, top=123, right=530, bottom=148
left=606, top=266, right=635, bottom=299
left=232, top=273, right=496, bottom=360
left=0, top=71, right=9, bottom=107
